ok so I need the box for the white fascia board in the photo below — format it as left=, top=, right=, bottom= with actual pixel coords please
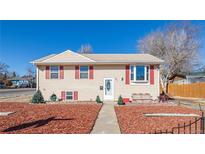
left=33, top=61, right=163, bottom=65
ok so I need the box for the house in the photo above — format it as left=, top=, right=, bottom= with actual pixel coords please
left=171, top=72, right=205, bottom=84
left=31, top=50, right=164, bottom=101
left=169, top=74, right=186, bottom=84
left=8, top=77, right=30, bottom=88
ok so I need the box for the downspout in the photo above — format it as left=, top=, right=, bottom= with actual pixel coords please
left=36, top=65, right=39, bottom=91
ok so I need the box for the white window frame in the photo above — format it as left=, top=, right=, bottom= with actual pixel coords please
left=66, top=91, right=73, bottom=100
left=130, top=65, right=150, bottom=84
left=80, top=66, right=89, bottom=79
left=50, top=66, right=59, bottom=79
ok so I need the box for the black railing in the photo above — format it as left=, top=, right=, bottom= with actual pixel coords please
left=151, top=112, right=205, bottom=134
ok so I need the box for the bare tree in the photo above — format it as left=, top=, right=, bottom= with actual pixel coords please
left=12, top=71, right=17, bottom=78
left=78, top=44, right=93, bottom=54
left=26, top=67, right=35, bottom=78
left=0, top=62, right=9, bottom=74
left=25, top=67, right=35, bottom=88
left=0, top=62, right=9, bottom=80
left=138, top=22, right=201, bottom=93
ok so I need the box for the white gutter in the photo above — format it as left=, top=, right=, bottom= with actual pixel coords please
left=31, top=61, right=164, bottom=65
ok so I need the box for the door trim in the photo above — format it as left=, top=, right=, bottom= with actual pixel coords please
left=103, top=78, right=114, bottom=100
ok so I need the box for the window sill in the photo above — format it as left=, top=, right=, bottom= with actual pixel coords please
left=130, top=81, right=150, bottom=85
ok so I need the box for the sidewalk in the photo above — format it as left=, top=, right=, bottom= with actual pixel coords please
left=91, top=102, right=121, bottom=134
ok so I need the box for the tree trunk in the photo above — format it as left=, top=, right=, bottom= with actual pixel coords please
left=160, top=76, right=166, bottom=93
left=165, top=82, right=169, bottom=94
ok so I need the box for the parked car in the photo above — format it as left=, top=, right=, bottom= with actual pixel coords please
left=0, top=82, right=6, bottom=89
left=16, top=80, right=29, bottom=88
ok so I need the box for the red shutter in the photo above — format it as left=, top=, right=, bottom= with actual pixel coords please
left=45, top=66, right=50, bottom=79
left=60, top=66, right=64, bottom=79
left=89, top=65, right=94, bottom=79
left=61, top=91, right=65, bottom=100
left=75, top=66, right=79, bottom=79
left=74, top=91, right=78, bottom=100
left=125, top=65, right=130, bottom=84
left=150, top=65, right=154, bottom=85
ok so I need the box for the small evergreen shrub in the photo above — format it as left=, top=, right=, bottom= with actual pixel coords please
left=31, top=90, right=45, bottom=104
left=118, top=95, right=125, bottom=105
left=50, top=93, right=57, bottom=102
left=96, top=95, right=103, bottom=103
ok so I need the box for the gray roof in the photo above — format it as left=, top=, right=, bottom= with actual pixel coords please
left=31, top=50, right=164, bottom=65
left=82, top=53, right=164, bottom=63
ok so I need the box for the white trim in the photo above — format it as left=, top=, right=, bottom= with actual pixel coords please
left=43, top=50, right=95, bottom=63
left=42, top=51, right=69, bottom=63
left=33, top=61, right=163, bottom=65
left=36, top=67, right=39, bottom=91
left=31, top=51, right=164, bottom=64
left=130, top=65, right=150, bottom=84
left=71, top=50, right=96, bottom=62
left=30, top=54, right=56, bottom=64
left=157, top=65, right=160, bottom=96
left=103, top=78, right=114, bottom=100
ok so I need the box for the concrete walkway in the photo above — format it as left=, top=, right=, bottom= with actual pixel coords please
left=91, top=102, right=121, bottom=134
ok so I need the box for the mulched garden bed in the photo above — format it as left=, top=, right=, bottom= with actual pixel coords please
left=0, top=102, right=102, bottom=134
left=115, top=105, right=202, bottom=134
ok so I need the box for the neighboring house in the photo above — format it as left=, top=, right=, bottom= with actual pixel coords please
left=8, top=77, right=30, bottom=88
left=31, top=50, right=163, bottom=101
left=172, top=72, right=205, bottom=84
left=169, top=74, right=186, bottom=84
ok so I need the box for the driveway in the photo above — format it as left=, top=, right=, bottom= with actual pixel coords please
left=0, top=88, right=35, bottom=102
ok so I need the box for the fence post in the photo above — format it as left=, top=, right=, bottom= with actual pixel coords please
left=195, top=117, right=197, bottom=134
left=201, top=112, right=204, bottom=134
left=184, top=123, right=186, bottom=134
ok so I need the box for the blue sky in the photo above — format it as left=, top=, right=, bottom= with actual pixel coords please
left=0, top=20, right=205, bottom=75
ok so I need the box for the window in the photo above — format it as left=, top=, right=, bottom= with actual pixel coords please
left=130, top=65, right=149, bottom=83
left=80, top=66, right=89, bottom=79
left=50, top=66, right=59, bottom=79
left=136, top=66, right=145, bottom=80
left=66, top=91, right=73, bottom=100
left=130, top=65, right=134, bottom=81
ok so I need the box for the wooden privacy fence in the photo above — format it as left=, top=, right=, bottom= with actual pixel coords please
left=168, top=82, right=205, bottom=98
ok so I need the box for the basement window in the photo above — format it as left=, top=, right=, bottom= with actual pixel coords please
left=66, top=91, right=73, bottom=100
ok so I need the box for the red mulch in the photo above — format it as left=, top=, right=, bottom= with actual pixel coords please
left=0, top=102, right=101, bottom=134
left=115, top=105, right=202, bottom=134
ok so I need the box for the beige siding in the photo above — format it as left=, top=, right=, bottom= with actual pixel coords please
left=38, top=65, right=160, bottom=101
left=43, top=51, right=93, bottom=63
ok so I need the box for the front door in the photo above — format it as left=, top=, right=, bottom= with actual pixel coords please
left=104, top=78, right=114, bottom=100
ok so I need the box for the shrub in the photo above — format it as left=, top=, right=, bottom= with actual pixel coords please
left=50, top=93, right=57, bottom=102
left=31, top=90, right=45, bottom=104
left=118, top=95, right=125, bottom=105
left=5, top=80, right=12, bottom=87
left=96, top=95, right=103, bottom=103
